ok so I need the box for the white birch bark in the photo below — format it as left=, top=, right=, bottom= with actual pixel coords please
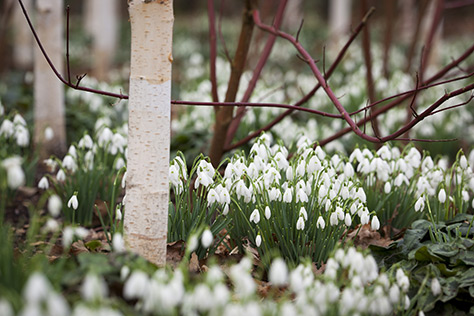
left=34, top=0, right=66, bottom=158
left=83, top=0, right=119, bottom=80
left=329, top=0, right=352, bottom=50
left=125, top=0, right=174, bottom=266
left=12, top=0, right=33, bottom=69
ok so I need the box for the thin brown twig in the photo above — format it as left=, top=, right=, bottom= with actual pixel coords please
left=225, top=7, right=376, bottom=151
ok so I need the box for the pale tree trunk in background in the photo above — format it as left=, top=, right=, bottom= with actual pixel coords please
left=34, top=0, right=66, bottom=158
left=329, top=0, right=352, bottom=50
left=282, top=0, right=302, bottom=30
left=421, top=0, right=444, bottom=71
left=84, top=0, right=119, bottom=81
left=125, top=0, right=173, bottom=266
left=12, top=0, right=33, bottom=69
left=398, top=0, right=416, bottom=44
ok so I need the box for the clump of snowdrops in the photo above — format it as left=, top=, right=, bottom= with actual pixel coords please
left=353, top=144, right=474, bottom=229
left=171, top=133, right=379, bottom=267
left=42, top=124, right=126, bottom=225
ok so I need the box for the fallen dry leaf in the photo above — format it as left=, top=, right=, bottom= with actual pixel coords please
left=189, top=252, right=200, bottom=273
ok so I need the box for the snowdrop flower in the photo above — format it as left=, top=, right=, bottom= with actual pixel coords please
left=255, top=235, right=262, bottom=247
left=1, top=156, right=25, bottom=189
left=250, top=209, right=260, bottom=224
left=384, top=182, right=392, bottom=194
left=115, top=157, right=125, bottom=170
left=460, top=155, right=468, bottom=169
left=124, top=270, right=149, bottom=300
left=222, top=204, right=229, bottom=215
left=462, top=190, right=469, bottom=202
left=201, top=229, right=213, bottom=248
left=0, top=119, right=14, bottom=137
left=317, top=216, right=326, bottom=229
left=194, top=172, right=213, bottom=188
left=0, top=299, right=13, bottom=316
left=269, top=258, right=288, bottom=286
left=414, top=196, right=425, bottom=212
left=396, top=269, right=410, bottom=292
left=44, top=126, right=54, bottom=141
left=355, top=187, right=366, bottom=203
left=330, top=212, right=338, bottom=226
left=207, top=188, right=220, bottom=206
left=43, top=218, right=60, bottom=233
left=344, top=213, right=352, bottom=226
left=360, top=211, right=370, bottom=225
left=371, top=215, right=380, bottom=230
left=264, top=206, right=271, bottom=219
left=67, top=194, right=79, bottom=210
left=286, top=166, right=293, bottom=181
left=268, top=187, right=281, bottom=202
left=295, top=188, right=308, bottom=203
left=23, top=272, right=52, bottom=304
left=78, top=134, right=93, bottom=149
left=283, top=187, right=293, bottom=203
left=438, top=188, right=446, bottom=203
left=113, top=233, right=126, bottom=253
left=98, top=127, right=113, bottom=147
left=38, top=176, right=49, bottom=189
left=394, top=173, right=409, bottom=187
left=14, top=124, right=29, bottom=147
left=218, top=187, right=231, bottom=205
left=187, top=235, right=198, bottom=253
left=48, top=194, right=62, bottom=217
left=121, top=171, right=127, bottom=189
left=431, top=277, right=441, bottom=296
left=299, top=207, right=308, bottom=221
left=274, top=151, right=289, bottom=170
left=13, top=114, right=26, bottom=126
left=62, top=155, right=77, bottom=172
left=296, top=217, right=305, bottom=230
left=81, top=273, right=108, bottom=302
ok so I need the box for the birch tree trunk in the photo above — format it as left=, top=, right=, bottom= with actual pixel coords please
left=125, top=0, right=173, bottom=266
left=34, top=0, right=66, bottom=158
left=12, top=0, right=33, bottom=69
left=328, top=0, right=352, bottom=50
left=84, top=0, right=119, bottom=81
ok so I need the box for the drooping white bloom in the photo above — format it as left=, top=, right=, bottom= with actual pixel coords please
left=123, top=270, right=150, bottom=300
left=23, top=272, right=52, bottom=304
left=81, top=273, right=108, bottom=302
left=67, top=194, right=79, bottom=210
left=1, top=156, right=25, bottom=189
left=48, top=194, right=62, bottom=217
left=218, top=187, right=231, bottom=205
left=296, top=217, right=305, bottom=230
left=14, top=124, right=29, bottom=147
left=317, top=216, right=326, bottom=229
left=255, top=235, right=262, bottom=247
left=414, top=196, right=425, bottom=212
left=286, top=166, right=293, bottom=181
left=78, top=134, right=93, bottom=149
left=207, top=188, right=220, bottom=206
left=438, top=188, right=446, bottom=203
left=98, top=127, right=113, bottom=147
left=394, top=173, right=409, bottom=187
left=44, top=127, right=54, bottom=141
left=330, top=212, right=338, bottom=226
left=295, top=188, right=308, bottom=203
left=269, top=258, right=288, bottom=286
left=344, top=213, right=352, bottom=226
left=360, top=210, right=370, bottom=225
left=115, top=157, right=126, bottom=170
left=431, top=277, right=441, bottom=296
left=223, top=204, right=229, bottom=215
left=384, top=182, right=392, bottom=194
left=283, top=187, right=293, bottom=203
left=43, top=218, right=60, bottom=233
left=460, top=155, right=468, bottom=169
left=371, top=215, right=380, bottom=230
left=0, top=299, right=13, bottom=316
left=201, top=229, right=213, bottom=248
left=299, top=207, right=308, bottom=221
left=264, top=206, right=271, bottom=219
left=250, top=209, right=260, bottom=224
left=38, top=176, right=49, bottom=190
left=62, top=155, right=77, bottom=172
left=396, top=269, right=410, bottom=292
left=273, top=151, right=289, bottom=170
left=113, top=233, right=126, bottom=253
left=0, top=119, right=14, bottom=137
